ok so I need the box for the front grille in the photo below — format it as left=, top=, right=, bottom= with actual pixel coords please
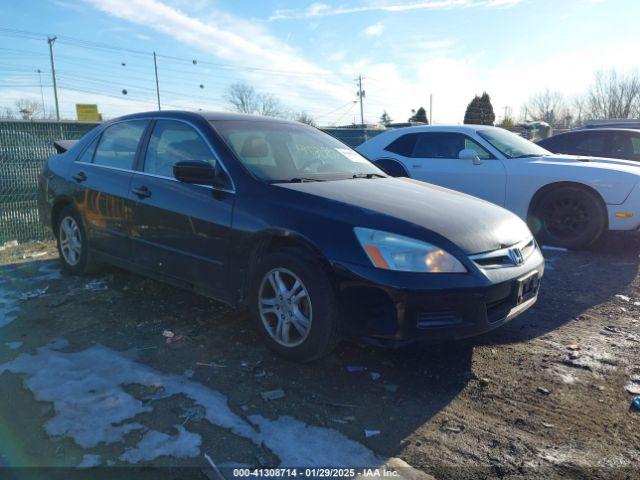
left=469, top=237, right=537, bottom=269
left=416, top=310, right=463, bottom=328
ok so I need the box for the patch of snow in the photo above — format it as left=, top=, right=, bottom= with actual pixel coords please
left=78, top=454, right=101, bottom=468
left=35, top=262, right=63, bottom=281
left=119, top=426, right=200, bottom=463
left=4, top=341, right=23, bottom=350
left=0, top=261, right=63, bottom=329
left=0, top=342, right=380, bottom=466
left=0, top=292, right=19, bottom=328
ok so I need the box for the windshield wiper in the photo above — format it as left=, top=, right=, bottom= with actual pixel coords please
left=274, top=177, right=324, bottom=183
left=351, top=173, right=387, bottom=179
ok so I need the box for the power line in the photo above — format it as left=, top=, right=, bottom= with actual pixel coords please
left=0, top=27, right=356, bottom=122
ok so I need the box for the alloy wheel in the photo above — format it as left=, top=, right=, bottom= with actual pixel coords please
left=546, top=197, right=589, bottom=239
left=258, top=268, right=312, bottom=347
left=59, top=216, right=82, bottom=266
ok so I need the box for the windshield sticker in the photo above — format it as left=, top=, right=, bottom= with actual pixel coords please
left=335, top=148, right=368, bottom=163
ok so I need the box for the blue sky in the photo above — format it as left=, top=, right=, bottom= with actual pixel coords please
left=1, top=0, right=639, bottom=124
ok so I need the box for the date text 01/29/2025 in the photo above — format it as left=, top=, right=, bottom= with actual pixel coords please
left=232, top=468, right=401, bottom=478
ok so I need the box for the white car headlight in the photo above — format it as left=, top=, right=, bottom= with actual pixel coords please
left=354, top=227, right=467, bottom=273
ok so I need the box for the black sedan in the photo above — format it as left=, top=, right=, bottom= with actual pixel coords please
left=38, top=111, right=544, bottom=361
left=537, top=128, right=640, bottom=161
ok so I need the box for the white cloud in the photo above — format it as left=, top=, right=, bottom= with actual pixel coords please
left=269, top=0, right=523, bottom=21
left=363, top=22, right=384, bottom=37
left=81, top=0, right=353, bottom=117
left=327, top=50, right=348, bottom=62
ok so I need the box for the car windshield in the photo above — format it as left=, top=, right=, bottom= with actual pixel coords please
left=478, top=128, right=552, bottom=158
left=212, top=120, right=386, bottom=182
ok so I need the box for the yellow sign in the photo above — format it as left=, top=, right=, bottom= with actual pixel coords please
left=76, top=104, right=100, bottom=122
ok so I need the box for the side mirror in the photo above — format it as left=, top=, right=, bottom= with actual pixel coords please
left=458, top=149, right=482, bottom=165
left=173, top=160, right=229, bottom=189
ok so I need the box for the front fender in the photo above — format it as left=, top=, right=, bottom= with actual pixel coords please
left=505, top=162, right=639, bottom=219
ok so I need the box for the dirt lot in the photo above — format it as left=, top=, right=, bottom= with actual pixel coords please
left=1, top=237, right=639, bottom=479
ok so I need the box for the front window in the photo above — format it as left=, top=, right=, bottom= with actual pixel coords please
left=212, top=121, right=386, bottom=182
left=478, top=128, right=551, bottom=159
left=144, top=120, right=217, bottom=178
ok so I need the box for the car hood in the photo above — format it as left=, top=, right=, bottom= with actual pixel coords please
left=535, top=154, right=640, bottom=174
left=276, top=177, right=531, bottom=255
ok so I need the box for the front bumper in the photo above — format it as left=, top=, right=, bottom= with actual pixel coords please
left=334, top=251, right=544, bottom=346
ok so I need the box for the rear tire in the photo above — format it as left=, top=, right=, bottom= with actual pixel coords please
left=55, top=205, right=101, bottom=275
left=529, top=186, right=606, bottom=249
left=252, top=248, right=340, bottom=362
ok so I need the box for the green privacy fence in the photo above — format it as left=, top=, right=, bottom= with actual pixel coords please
left=0, top=120, right=381, bottom=243
left=0, top=120, right=99, bottom=243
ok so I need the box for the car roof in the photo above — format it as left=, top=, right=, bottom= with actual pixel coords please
left=549, top=128, right=640, bottom=137
left=376, top=124, right=498, bottom=134
left=111, top=110, right=297, bottom=124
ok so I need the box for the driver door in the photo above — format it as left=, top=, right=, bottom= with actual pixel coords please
left=130, top=119, right=234, bottom=295
left=406, top=132, right=507, bottom=206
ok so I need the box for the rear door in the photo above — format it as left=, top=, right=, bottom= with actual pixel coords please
left=404, top=132, right=507, bottom=205
left=71, top=119, right=149, bottom=258
left=130, top=119, right=234, bottom=295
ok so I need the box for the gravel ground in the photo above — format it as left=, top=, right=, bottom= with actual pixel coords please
left=0, top=238, right=639, bottom=479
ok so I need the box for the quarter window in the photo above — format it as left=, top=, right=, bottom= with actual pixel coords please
left=144, top=120, right=217, bottom=178
left=77, top=137, right=98, bottom=163
left=92, top=120, right=149, bottom=170
left=385, top=134, right=418, bottom=156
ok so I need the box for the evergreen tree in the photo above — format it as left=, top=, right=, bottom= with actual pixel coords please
left=463, top=92, right=495, bottom=125
left=379, top=110, right=392, bottom=126
left=409, top=107, right=428, bottom=124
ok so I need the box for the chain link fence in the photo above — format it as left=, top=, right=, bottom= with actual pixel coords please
left=0, top=120, right=99, bottom=243
left=0, top=121, right=381, bottom=244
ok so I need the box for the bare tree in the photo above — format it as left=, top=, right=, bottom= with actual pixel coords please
left=571, top=95, right=587, bottom=127
left=294, top=111, right=316, bottom=126
left=225, top=82, right=284, bottom=117
left=0, top=106, right=17, bottom=119
left=14, top=98, right=42, bottom=120
left=258, top=93, right=283, bottom=117
left=525, top=89, right=566, bottom=126
left=584, top=69, right=640, bottom=120
left=225, top=83, right=258, bottom=114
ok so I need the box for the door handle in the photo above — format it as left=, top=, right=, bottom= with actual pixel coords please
left=132, top=186, right=152, bottom=199
left=72, top=171, right=87, bottom=183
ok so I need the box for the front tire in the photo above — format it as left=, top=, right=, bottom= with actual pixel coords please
left=55, top=205, right=101, bottom=275
left=252, top=249, right=340, bottom=362
left=529, top=187, right=607, bottom=249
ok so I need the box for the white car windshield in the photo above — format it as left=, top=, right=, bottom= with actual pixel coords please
left=478, top=128, right=552, bottom=159
left=212, top=120, right=386, bottom=183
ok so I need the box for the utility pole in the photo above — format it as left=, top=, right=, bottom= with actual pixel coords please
left=47, top=37, right=60, bottom=121
left=36, top=69, right=46, bottom=118
left=356, top=74, right=365, bottom=126
left=429, top=93, right=433, bottom=124
left=153, top=51, right=161, bottom=110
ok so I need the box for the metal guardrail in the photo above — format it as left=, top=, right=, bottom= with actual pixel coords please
left=0, top=120, right=381, bottom=243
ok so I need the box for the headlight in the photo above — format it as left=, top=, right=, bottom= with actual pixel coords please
left=354, top=227, right=466, bottom=273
